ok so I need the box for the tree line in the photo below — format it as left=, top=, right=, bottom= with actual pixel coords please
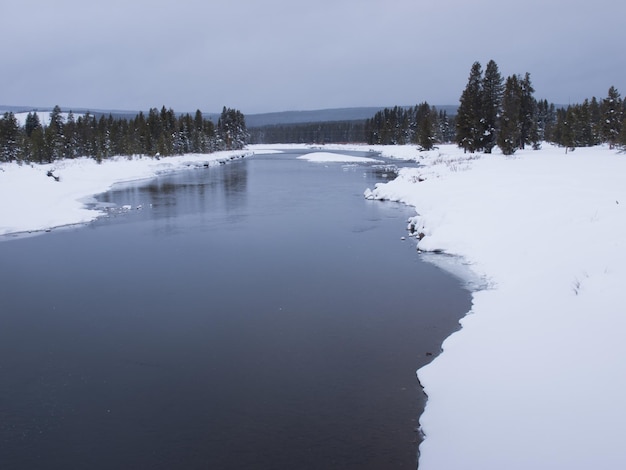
left=550, top=86, right=624, bottom=150
left=246, top=104, right=456, bottom=148
left=355, top=60, right=625, bottom=154
left=455, top=60, right=625, bottom=154
left=3, top=61, right=624, bottom=160
left=248, top=120, right=365, bottom=144
left=364, top=104, right=455, bottom=149
left=0, top=105, right=248, bottom=163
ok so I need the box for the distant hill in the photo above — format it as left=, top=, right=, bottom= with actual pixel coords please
left=1, top=104, right=459, bottom=127
left=244, top=105, right=459, bottom=127
left=0, top=105, right=141, bottom=121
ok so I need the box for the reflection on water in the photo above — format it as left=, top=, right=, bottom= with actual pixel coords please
left=101, top=162, right=248, bottom=222
left=0, top=150, right=470, bottom=470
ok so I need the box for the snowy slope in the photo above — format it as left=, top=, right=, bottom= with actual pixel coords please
left=364, top=143, right=626, bottom=469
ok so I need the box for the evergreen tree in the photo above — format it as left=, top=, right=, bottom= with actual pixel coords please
left=481, top=59, right=504, bottom=153
left=77, top=112, right=97, bottom=158
left=134, top=111, right=148, bottom=155
left=456, top=61, right=483, bottom=153
left=45, top=105, right=66, bottom=161
left=416, top=103, right=437, bottom=150
left=176, top=113, right=192, bottom=154
left=192, top=110, right=204, bottom=152
left=518, top=73, right=539, bottom=149
left=97, top=115, right=112, bottom=160
left=578, top=99, right=594, bottom=146
left=24, top=112, right=41, bottom=137
left=619, top=116, right=626, bottom=148
left=438, top=110, right=454, bottom=143
left=0, top=112, right=22, bottom=162
left=146, top=108, right=162, bottom=155
left=589, top=96, right=602, bottom=145
left=601, top=86, right=623, bottom=148
left=497, top=75, right=522, bottom=155
left=109, top=116, right=126, bottom=156
left=562, top=106, right=577, bottom=150
left=217, top=107, right=248, bottom=150
left=64, top=111, right=79, bottom=158
left=536, top=99, right=556, bottom=142
left=0, top=104, right=239, bottom=164
left=27, top=126, right=46, bottom=163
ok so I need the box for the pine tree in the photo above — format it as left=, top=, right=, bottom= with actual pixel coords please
left=191, top=110, right=204, bottom=152
left=481, top=60, right=504, bottom=153
left=437, top=110, right=453, bottom=143
left=518, top=73, right=539, bottom=149
left=146, top=108, right=162, bottom=156
left=24, top=112, right=41, bottom=137
left=578, top=99, right=594, bottom=146
left=0, top=112, right=21, bottom=162
left=589, top=96, right=602, bottom=145
left=45, top=105, right=66, bottom=161
left=536, top=99, right=556, bottom=142
left=456, top=61, right=483, bottom=153
left=217, top=107, right=248, bottom=150
left=28, top=127, right=46, bottom=163
left=562, top=106, right=577, bottom=150
left=601, top=86, right=623, bottom=148
left=97, top=115, right=112, bottom=160
left=416, top=103, right=437, bottom=150
left=619, top=116, right=626, bottom=148
left=64, top=111, right=79, bottom=158
left=77, top=112, right=97, bottom=158
left=497, top=75, right=522, bottom=155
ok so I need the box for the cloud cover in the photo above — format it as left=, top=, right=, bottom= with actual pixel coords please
left=3, top=0, right=625, bottom=113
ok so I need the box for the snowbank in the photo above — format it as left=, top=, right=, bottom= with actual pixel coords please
left=0, top=151, right=250, bottom=236
left=364, top=143, right=626, bottom=469
left=297, top=151, right=382, bottom=163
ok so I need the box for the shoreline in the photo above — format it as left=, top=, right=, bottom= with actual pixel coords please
left=0, top=151, right=253, bottom=237
left=363, top=143, right=626, bottom=469
left=2, top=143, right=626, bottom=468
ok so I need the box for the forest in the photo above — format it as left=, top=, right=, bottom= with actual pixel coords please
left=248, top=120, right=366, bottom=144
left=2, top=59, right=625, bottom=162
left=453, top=61, right=625, bottom=154
left=359, top=61, right=625, bottom=154
left=0, top=106, right=248, bottom=163
left=250, top=61, right=625, bottom=153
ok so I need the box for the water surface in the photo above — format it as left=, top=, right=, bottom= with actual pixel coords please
left=0, top=150, right=470, bottom=469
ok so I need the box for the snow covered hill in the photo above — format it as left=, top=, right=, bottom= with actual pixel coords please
left=362, top=143, right=626, bottom=470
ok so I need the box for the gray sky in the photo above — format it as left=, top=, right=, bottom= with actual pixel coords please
left=3, top=0, right=625, bottom=114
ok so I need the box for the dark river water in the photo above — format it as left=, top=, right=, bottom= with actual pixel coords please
left=0, top=149, right=470, bottom=469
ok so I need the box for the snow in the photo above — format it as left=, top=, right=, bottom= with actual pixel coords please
left=0, top=151, right=250, bottom=236
left=361, top=143, right=626, bottom=469
left=2, top=141, right=626, bottom=468
left=296, top=151, right=382, bottom=163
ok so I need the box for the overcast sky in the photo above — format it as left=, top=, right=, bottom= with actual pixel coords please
left=3, top=0, right=625, bottom=114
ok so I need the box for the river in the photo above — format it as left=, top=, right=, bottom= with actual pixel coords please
left=0, top=149, right=470, bottom=469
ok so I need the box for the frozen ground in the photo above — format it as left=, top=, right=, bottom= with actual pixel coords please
left=358, top=142, right=626, bottom=469
left=2, top=143, right=625, bottom=469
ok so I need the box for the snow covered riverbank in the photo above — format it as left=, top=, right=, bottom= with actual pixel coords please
left=2, top=142, right=625, bottom=468
left=361, top=143, right=626, bottom=469
left=0, top=146, right=383, bottom=237
left=0, top=151, right=253, bottom=236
